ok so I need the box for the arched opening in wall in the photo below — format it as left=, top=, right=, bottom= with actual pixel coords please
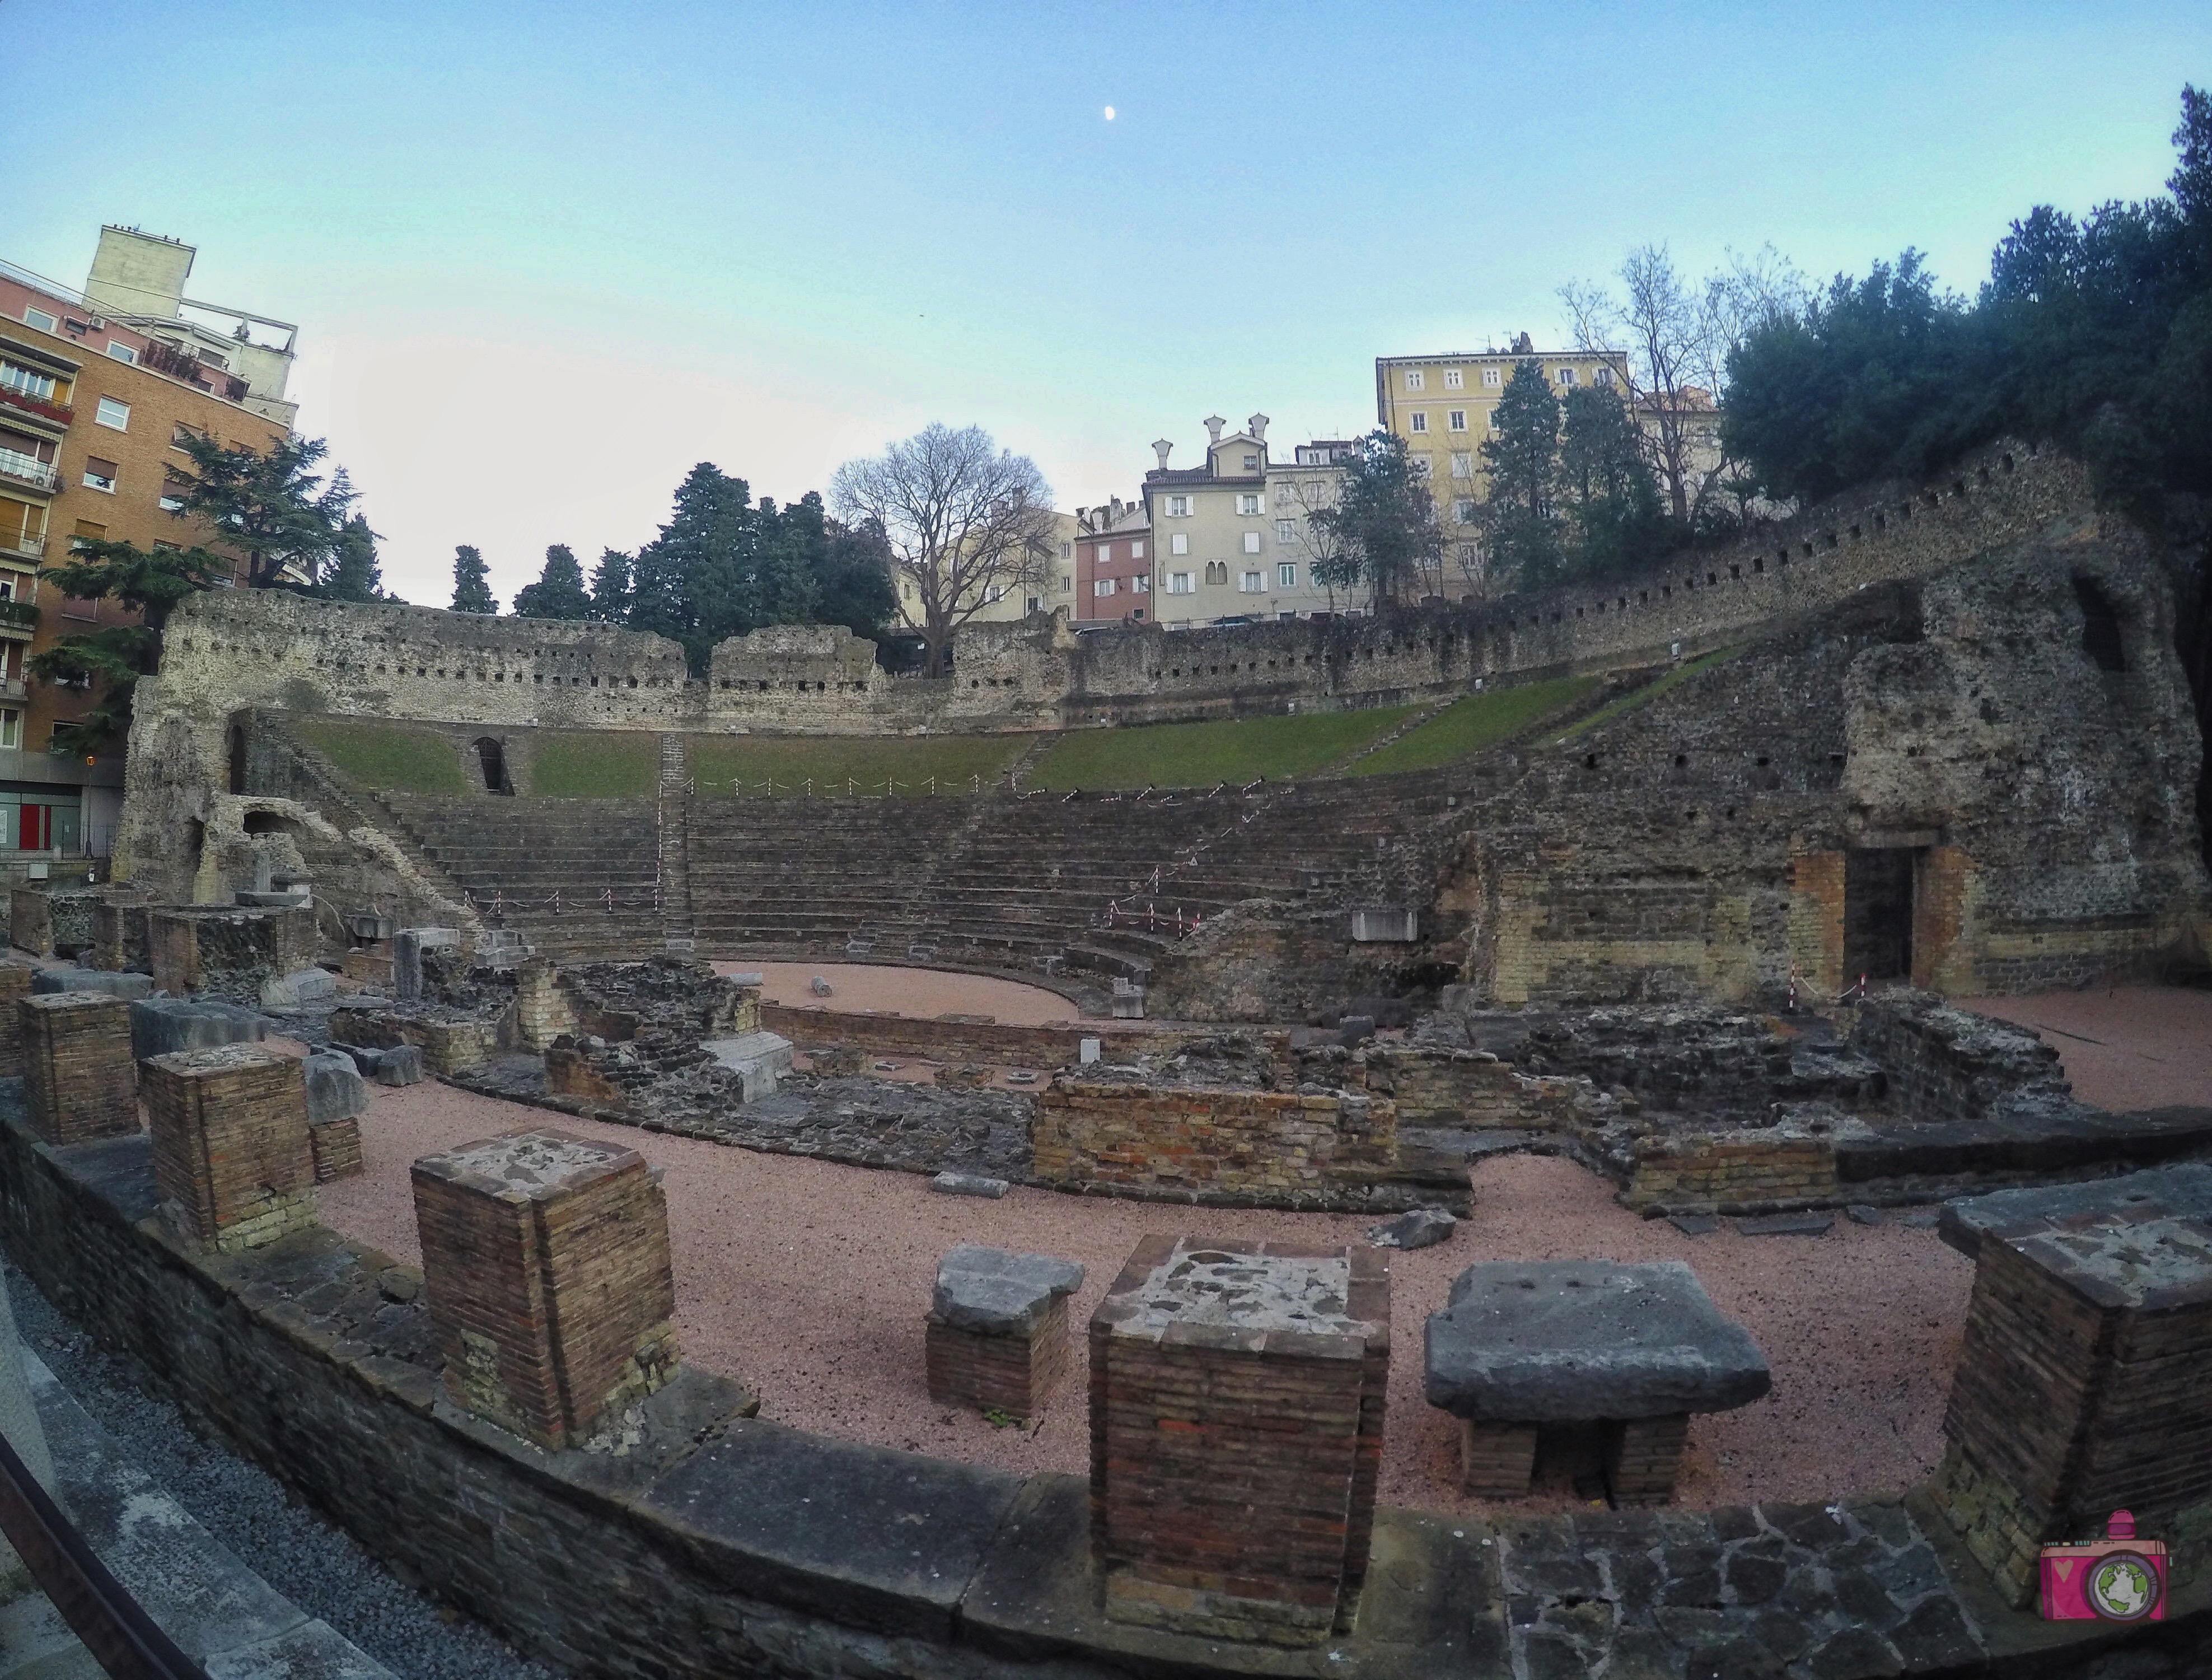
left=474, top=737, right=513, bottom=795
left=2071, top=575, right=2127, bottom=673
left=226, top=725, right=246, bottom=796
left=242, top=812, right=305, bottom=839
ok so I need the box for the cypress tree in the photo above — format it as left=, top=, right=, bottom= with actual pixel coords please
left=450, top=544, right=497, bottom=614
left=512, top=543, right=591, bottom=620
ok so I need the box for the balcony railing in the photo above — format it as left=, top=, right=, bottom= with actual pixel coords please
left=0, top=450, right=60, bottom=493
left=0, top=676, right=25, bottom=701
left=0, top=533, right=45, bottom=562
left=0, top=599, right=42, bottom=630
left=0, top=384, right=72, bottom=428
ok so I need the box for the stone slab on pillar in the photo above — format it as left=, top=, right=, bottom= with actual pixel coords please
left=410, top=1127, right=677, bottom=1451
left=0, top=964, right=34, bottom=1079
left=925, top=1246, right=1083, bottom=1423
left=1089, top=1234, right=1390, bottom=1648
left=1934, top=1211, right=2212, bottom=1606
left=20, top=992, right=137, bottom=1146
left=142, top=1045, right=316, bottom=1252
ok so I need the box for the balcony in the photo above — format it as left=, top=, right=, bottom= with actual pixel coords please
left=0, top=385, right=72, bottom=429
left=0, top=450, right=59, bottom=494
left=0, top=533, right=44, bottom=563
left=0, top=599, right=41, bottom=638
left=0, top=676, right=24, bottom=701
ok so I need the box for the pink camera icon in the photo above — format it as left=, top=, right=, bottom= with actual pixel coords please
left=2041, top=1510, right=2167, bottom=1621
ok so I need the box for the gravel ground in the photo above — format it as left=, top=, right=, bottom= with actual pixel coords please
left=719, top=960, right=1100, bottom=1026
left=1956, top=984, right=2212, bottom=1113
left=2, top=1258, right=555, bottom=1680
left=319, top=1072, right=1978, bottom=1518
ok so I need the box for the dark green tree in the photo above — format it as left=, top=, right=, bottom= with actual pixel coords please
left=511, top=543, right=591, bottom=620
left=631, top=463, right=756, bottom=668
left=172, top=432, right=355, bottom=589
left=1306, top=431, right=1443, bottom=607
left=1475, top=359, right=1564, bottom=590
left=1558, top=385, right=1670, bottom=581
left=319, top=514, right=387, bottom=603
left=26, top=540, right=226, bottom=750
left=450, top=544, right=497, bottom=614
left=812, top=506, right=900, bottom=640
left=588, top=548, right=632, bottom=622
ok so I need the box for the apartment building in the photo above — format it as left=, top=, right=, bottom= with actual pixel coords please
left=1143, top=417, right=1358, bottom=627
left=1374, top=336, right=1628, bottom=594
left=890, top=510, right=1080, bottom=632
left=1073, top=497, right=1151, bottom=623
left=0, top=229, right=295, bottom=863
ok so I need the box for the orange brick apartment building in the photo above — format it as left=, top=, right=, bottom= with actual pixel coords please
left=0, top=228, right=295, bottom=864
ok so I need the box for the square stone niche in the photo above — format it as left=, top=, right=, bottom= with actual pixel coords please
left=411, top=1127, right=677, bottom=1452
left=1424, top=1259, right=1770, bottom=1505
left=1089, top=1235, right=1390, bottom=1648
left=1937, top=1212, right=2212, bottom=1606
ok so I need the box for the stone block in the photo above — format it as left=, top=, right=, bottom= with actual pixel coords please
left=1368, top=1207, right=1457, bottom=1250
left=21, top=992, right=137, bottom=1146
left=260, top=967, right=338, bottom=1011
left=308, top=1114, right=363, bottom=1183
left=1089, top=1235, right=1390, bottom=1646
left=90, top=890, right=154, bottom=974
left=301, top=1051, right=368, bottom=1123
left=33, top=967, right=155, bottom=1000
left=930, top=1172, right=1011, bottom=1198
left=702, top=1029, right=793, bottom=1100
left=925, top=1247, right=1084, bottom=1422
left=147, top=905, right=316, bottom=1002
left=392, top=927, right=459, bottom=1002
left=374, top=1043, right=425, bottom=1086
left=410, top=1127, right=678, bottom=1450
left=340, top=946, right=394, bottom=987
left=142, top=1045, right=316, bottom=1251
left=129, top=997, right=270, bottom=1063
left=0, top=963, right=32, bottom=1078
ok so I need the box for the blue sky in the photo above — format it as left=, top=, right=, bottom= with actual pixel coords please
left=6, top=1, right=2205, bottom=604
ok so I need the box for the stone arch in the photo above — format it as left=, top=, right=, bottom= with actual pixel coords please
left=474, top=736, right=514, bottom=795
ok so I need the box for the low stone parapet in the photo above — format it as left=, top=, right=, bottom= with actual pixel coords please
left=1620, top=1104, right=1869, bottom=1215
left=328, top=1003, right=498, bottom=1074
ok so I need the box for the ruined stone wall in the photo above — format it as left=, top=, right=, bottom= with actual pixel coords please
left=760, top=1004, right=1154, bottom=1068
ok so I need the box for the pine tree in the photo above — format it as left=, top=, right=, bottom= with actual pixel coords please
left=631, top=463, right=755, bottom=670
left=450, top=544, right=498, bottom=614
left=1558, top=386, right=1668, bottom=582
left=1475, top=359, right=1564, bottom=590
left=1305, top=432, right=1442, bottom=607
left=511, top=544, right=591, bottom=620
left=588, top=548, right=632, bottom=622
left=321, top=515, right=387, bottom=602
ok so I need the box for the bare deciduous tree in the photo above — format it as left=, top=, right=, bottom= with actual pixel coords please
left=1560, top=244, right=1807, bottom=529
left=829, top=424, right=1058, bottom=677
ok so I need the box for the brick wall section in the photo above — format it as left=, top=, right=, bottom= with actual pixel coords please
left=1361, top=1046, right=1583, bottom=1130
left=146, top=904, right=316, bottom=1001
left=1935, top=1213, right=2212, bottom=1604
left=0, top=964, right=32, bottom=1078
left=1034, top=1080, right=1396, bottom=1203
left=410, top=1127, right=677, bottom=1450
left=142, top=1046, right=316, bottom=1251
left=1621, top=1119, right=1849, bottom=1215
left=328, top=1005, right=498, bottom=1075
left=1088, top=1235, right=1389, bottom=1646
left=20, top=992, right=136, bottom=1145
left=1849, top=990, right=2068, bottom=1122
left=513, top=959, right=575, bottom=1051
left=1790, top=851, right=1848, bottom=997
left=925, top=1298, right=1070, bottom=1424
left=91, top=888, right=155, bottom=973
left=309, top=1116, right=363, bottom=1182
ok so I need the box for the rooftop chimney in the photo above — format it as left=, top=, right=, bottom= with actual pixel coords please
left=1153, top=438, right=1173, bottom=470
left=1204, top=414, right=1225, bottom=445
left=1248, top=413, right=1269, bottom=444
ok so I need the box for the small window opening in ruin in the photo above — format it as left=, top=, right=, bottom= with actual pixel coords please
left=1978, top=465, right=1991, bottom=485
left=1662, top=585, right=1671, bottom=598
left=1952, top=480, right=1966, bottom=497
left=1802, top=542, right=1814, bottom=557
left=1639, top=591, right=1648, bottom=604
left=1582, top=753, right=1597, bottom=769
left=1575, top=607, right=1583, bottom=619
left=591, top=677, right=599, bottom=688
left=1707, top=571, right=1718, bottom=585
left=1673, top=753, right=1687, bottom=767
left=242, top=811, right=303, bottom=838
left=1874, top=514, right=1886, bottom=533
left=226, top=725, right=246, bottom=795
left=1844, top=847, right=1919, bottom=983
left=1849, top=525, right=1862, bottom=541
left=1728, top=564, right=1739, bottom=580
left=1617, top=597, right=1626, bottom=609
left=1753, top=557, right=1764, bottom=575
left=1825, top=532, right=1839, bottom=549
left=2072, top=575, right=2127, bottom=673
left=436, top=668, right=447, bottom=678
left=1900, top=502, right=1912, bottom=520
left=2001, top=452, right=2015, bottom=474
left=474, top=737, right=512, bottom=794
left=1755, top=755, right=1770, bottom=767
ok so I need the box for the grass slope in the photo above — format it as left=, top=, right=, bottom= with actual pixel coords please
left=296, top=720, right=466, bottom=795
left=530, top=731, right=659, bottom=797
left=1027, top=705, right=1416, bottom=790
left=689, top=734, right=1027, bottom=795
left=1552, top=646, right=1746, bottom=742
left=1349, top=676, right=1603, bottom=777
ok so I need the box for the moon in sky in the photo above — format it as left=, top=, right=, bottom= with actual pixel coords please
left=1103, top=105, right=1116, bottom=121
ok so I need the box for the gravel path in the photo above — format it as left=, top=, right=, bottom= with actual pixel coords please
left=718, top=960, right=1096, bottom=1026
left=318, top=1072, right=1977, bottom=1518
left=2, top=1258, right=555, bottom=1680
left=1957, top=984, right=2212, bottom=1113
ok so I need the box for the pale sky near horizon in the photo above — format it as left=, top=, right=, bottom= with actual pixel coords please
left=6, top=1, right=2206, bottom=606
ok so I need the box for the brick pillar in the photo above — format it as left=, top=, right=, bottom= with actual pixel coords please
left=1933, top=1214, right=2212, bottom=1606
left=142, top=1046, right=317, bottom=1251
left=410, top=1127, right=677, bottom=1450
left=512, top=958, right=575, bottom=1051
left=1912, top=846, right=1976, bottom=993
left=1460, top=1421, right=1539, bottom=1497
left=1789, top=848, right=1846, bottom=997
left=1605, top=1413, right=1691, bottom=1506
left=20, top=993, right=137, bottom=1145
left=1089, top=1235, right=1390, bottom=1648
left=0, top=965, right=35, bottom=1079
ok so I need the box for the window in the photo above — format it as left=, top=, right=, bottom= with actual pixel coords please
left=1404, top=369, right=1424, bottom=390
left=22, top=309, right=56, bottom=334
left=1448, top=410, right=1466, bottom=431
left=1058, top=573, right=1072, bottom=592
left=1095, top=577, right=1118, bottom=597
left=1444, top=368, right=1464, bottom=389
left=1204, top=561, right=1228, bottom=585
left=105, top=342, right=137, bottom=365
left=1453, top=499, right=1476, bottom=524
left=1409, top=412, right=1428, bottom=433
left=159, top=492, right=185, bottom=512
left=1130, top=540, right=1144, bottom=561
left=0, top=709, right=17, bottom=749
left=82, top=458, right=118, bottom=493
left=1237, top=492, right=1261, bottom=515
left=1483, top=366, right=1502, bottom=387
left=69, top=520, right=105, bottom=553
left=1275, top=520, right=1294, bottom=543
left=1242, top=453, right=1259, bottom=471
left=1410, top=455, right=1432, bottom=478
left=0, top=362, right=58, bottom=404
left=1277, top=562, right=1297, bottom=588
left=1241, top=530, right=1261, bottom=554
left=1024, top=596, right=1041, bottom=615
left=1557, top=366, right=1577, bottom=387
left=1170, top=532, right=1189, bottom=556
left=1450, top=451, right=1472, bottom=478
left=170, top=422, right=201, bottom=449
left=1167, top=571, right=1194, bottom=594
left=95, top=397, right=129, bottom=431
left=62, top=592, right=99, bottom=620
left=1167, top=494, right=1190, bottom=517
left=1131, top=573, right=1148, bottom=593
left=1058, top=540, right=1073, bottom=559
left=983, top=583, right=1007, bottom=603
left=1594, top=365, right=1614, bottom=387
left=1240, top=570, right=1263, bottom=592
left=1097, top=542, right=1114, bottom=565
